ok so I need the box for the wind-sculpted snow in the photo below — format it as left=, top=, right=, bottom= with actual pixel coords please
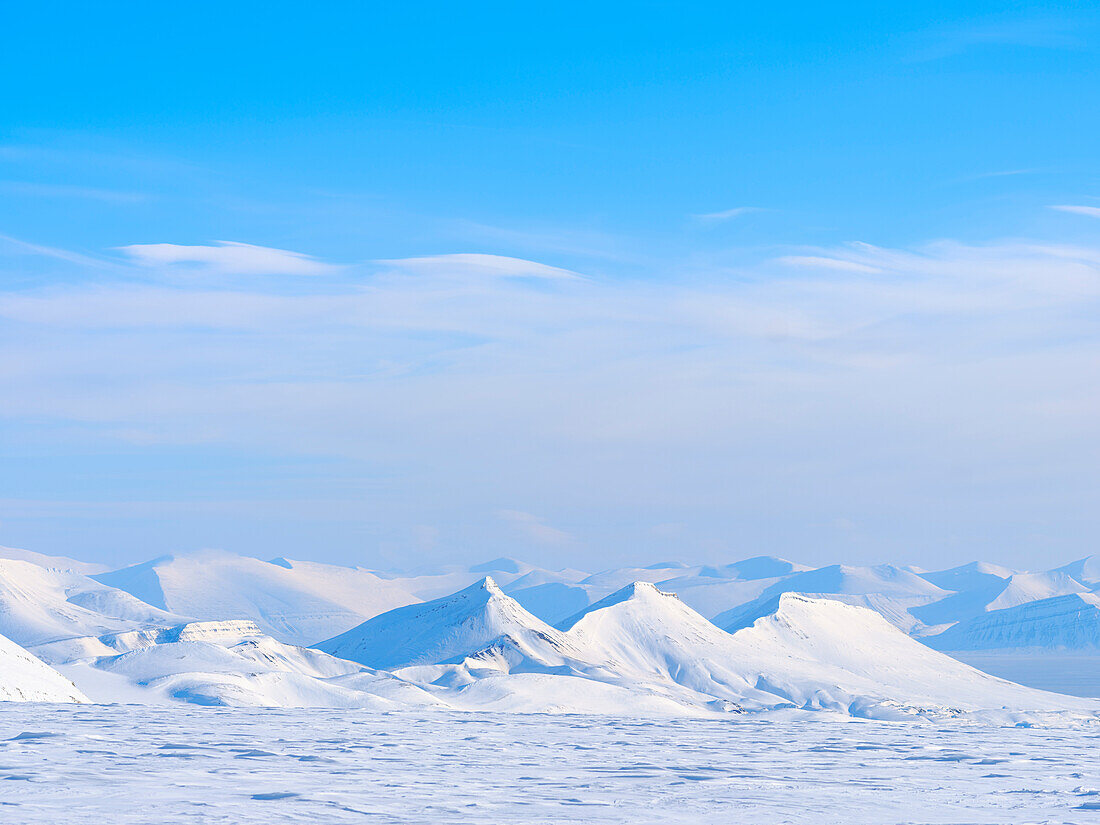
left=2, top=705, right=1100, bottom=824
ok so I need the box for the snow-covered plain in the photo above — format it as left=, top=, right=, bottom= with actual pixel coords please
left=2, top=705, right=1099, bottom=824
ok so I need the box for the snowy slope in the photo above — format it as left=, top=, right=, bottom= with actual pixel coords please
left=0, top=545, right=107, bottom=575
left=928, top=593, right=1100, bottom=651
left=0, top=559, right=186, bottom=647
left=0, top=631, right=88, bottom=703
left=721, top=592, right=1084, bottom=714
left=756, top=563, right=948, bottom=599
left=326, top=579, right=1092, bottom=718
left=48, top=616, right=448, bottom=709
left=6, top=539, right=1100, bottom=711
left=919, top=560, right=1016, bottom=590
left=912, top=567, right=1090, bottom=635
left=1051, top=554, right=1100, bottom=588
left=986, top=572, right=1088, bottom=611
left=94, top=551, right=420, bottom=645
left=504, top=555, right=807, bottom=624
left=388, top=583, right=739, bottom=715
left=566, top=584, right=1081, bottom=716
left=713, top=563, right=948, bottom=632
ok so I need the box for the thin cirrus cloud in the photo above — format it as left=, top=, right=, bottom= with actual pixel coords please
left=377, top=253, right=582, bottom=280
left=0, top=180, right=148, bottom=204
left=908, top=17, right=1083, bottom=62
left=2, top=234, right=1099, bottom=565
left=773, top=254, right=884, bottom=274
left=692, top=206, right=764, bottom=223
left=118, top=240, right=338, bottom=276
left=1050, top=205, right=1100, bottom=219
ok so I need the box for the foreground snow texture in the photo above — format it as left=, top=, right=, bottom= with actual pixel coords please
left=1, top=706, right=1099, bottom=824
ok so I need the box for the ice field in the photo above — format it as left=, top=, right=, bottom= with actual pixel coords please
left=1, top=705, right=1099, bottom=824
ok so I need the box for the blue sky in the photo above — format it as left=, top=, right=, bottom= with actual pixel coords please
left=1, top=2, right=1099, bottom=569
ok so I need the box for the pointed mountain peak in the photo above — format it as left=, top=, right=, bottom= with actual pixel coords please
left=316, top=575, right=549, bottom=669
left=456, top=575, right=504, bottom=598
left=623, top=580, right=668, bottom=596
left=591, top=579, right=678, bottom=607
left=557, top=581, right=685, bottom=630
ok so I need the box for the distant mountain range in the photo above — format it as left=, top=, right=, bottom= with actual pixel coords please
left=0, top=544, right=1098, bottom=717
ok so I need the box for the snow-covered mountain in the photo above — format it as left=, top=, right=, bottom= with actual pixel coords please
left=74, top=548, right=1100, bottom=656
left=913, top=566, right=1089, bottom=629
left=94, top=551, right=420, bottom=645
left=714, top=563, right=949, bottom=634
left=717, top=592, right=1075, bottom=714
left=0, top=544, right=108, bottom=575
left=0, top=630, right=88, bottom=703
left=3, top=543, right=1100, bottom=713
left=325, top=579, right=1094, bottom=718
left=503, top=555, right=809, bottom=625
left=317, top=577, right=563, bottom=670
left=927, top=593, right=1100, bottom=652
left=1051, top=555, right=1100, bottom=588
left=0, top=558, right=185, bottom=647
left=70, top=620, right=446, bottom=709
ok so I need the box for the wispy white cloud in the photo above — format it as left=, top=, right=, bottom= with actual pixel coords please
left=3, top=236, right=1100, bottom=563
left=446, top=220, right=635, bottom=262
left=0, top=181, right=148, bottom=203
left=774, top=254, right=883, bottom=274
left=0, top=232, right=114, bottom=269
left=692, top=206, right=764, bottom=222
left=909, top=16, right=1083, bottom=61
left=1050, top=204, right=1100, bottom=219
left=118, top=240, right=337, bottom=276
left=377, top=253, right=581, bottom=280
